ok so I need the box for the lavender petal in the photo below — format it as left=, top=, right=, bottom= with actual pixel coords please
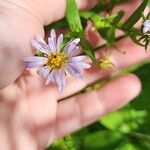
left=31, top=39, right=49, bottom=54
left=38, top=66, right=50, bottom=78
left=45, top=70, right=55, bottom=85
left=26, top=61, right=45, bottom=69
left=57, top=34, right=63, bottom=52
left=35, top=35, right=46, bottom=44
left=48, top=29, right=57, bottom=51
left=59, top=70, right=66, bottom=90
left=65, top=38, right=80, bottom=56
left=143, top=27, right=149, bottom=33
left=23, top=56, right=47, bottom=62
left=70, top=56, right=86, bottom=62
left=73, top=62, right=91, bottom=69
left=54, top=70, right=65, bottom=92
left=143, top=20, right=150, bottom=27
left=66, top=63, right=82, bottom=78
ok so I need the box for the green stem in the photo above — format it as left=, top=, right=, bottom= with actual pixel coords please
left=130, top=132, right=150, bottom=141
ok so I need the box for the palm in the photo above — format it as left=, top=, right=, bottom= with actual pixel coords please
left=0, top=0, right=149, bottom=150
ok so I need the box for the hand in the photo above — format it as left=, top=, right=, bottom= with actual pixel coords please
left=0, top=0, right=149, bottom=150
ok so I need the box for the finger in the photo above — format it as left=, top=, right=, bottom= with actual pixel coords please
left=57, top=37, right=150, bottom=99
left=13, top=0, right=98, bottom=26
left=53, top=74, right=141, bottom=139
left=40, top=0, right=99, bottom=25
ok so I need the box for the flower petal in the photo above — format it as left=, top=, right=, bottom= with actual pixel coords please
left=48, top=38, right=56, bottom=52
left=70, top=38, right=80, bottom=46
left=70, top=55, right=87, bottom=62
left=31, top=38, right=49, bottom=54
left=65, top=38, right=80, bottom=56
left=26, top=61, right=45, bottom=69
left=35, top=35, right=46, bottom=44
left=66, top=63, right=82, bottom=78
left=48, top=29, right=57, bottom=51
left=143, top=20, right=150, bottom=27
left=23, top=56, right=47, bottom=62
left=38, top=66, right=50, bottom=78
left=57, top=34, right=63, bottom=52
left=143, top=27, right=149, bottom=33
left=73, top=62, right=91, bottom=69
left=45, top=70, right=55, bottom=85
left=59, top=70, right=66, bottom=91
left=54, top=70, right=65, bottom=92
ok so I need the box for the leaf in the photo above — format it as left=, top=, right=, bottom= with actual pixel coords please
left=66, top=0, right=83, bottom=32
left=112, top=11, right=125, bottom=25
left=83, top=130, right=123, bottom=150
left=80, top=11, right=96, bottom=20
left=100, top=108, right=147, bottom=133
left=91, top=1, right=107, bottom=13
left=80, top=36, right=96, bottom=64
left=131, top=64, right=150, bottom=134
left=91, top=15, right=112, bottom=29
left=128, top=32, right=145, bottom=47
left=44, top=18, right=68, bottom=32
left=108, top=0, right=118, bottom=11
left=123, top=0, right=148, bottom=31
left=106, top=27, right=116, bottom=46
left=116, top=142, right=142, bottom=150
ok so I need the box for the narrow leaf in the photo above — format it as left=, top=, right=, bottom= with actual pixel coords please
left=66, top=0, right=83, bottom=32
left=80, top=36, right=96, bottom=64
left=112, top=11, right=125, bottom=24
left=106, top=27, right=116, bottom=46
left=44, top=18, right=68, bottom=32
left=123, top=0, right=148, bottom=31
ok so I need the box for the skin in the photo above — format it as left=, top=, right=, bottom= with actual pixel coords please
left=0, top=0, right=149, bottom=149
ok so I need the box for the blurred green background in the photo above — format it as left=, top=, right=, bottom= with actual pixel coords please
left=47, top=1, right=150, bottom=150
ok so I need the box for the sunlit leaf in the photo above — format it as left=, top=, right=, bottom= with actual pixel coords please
left=100, top=108, right=147, bottom=133
left=66, top=0, right=83, bottom=32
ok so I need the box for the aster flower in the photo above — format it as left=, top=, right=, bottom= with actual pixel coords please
left=23, top=29, right=91, bottom=92
left=143, top=19, right=150, bottom=33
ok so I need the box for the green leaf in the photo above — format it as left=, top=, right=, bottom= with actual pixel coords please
left=66, top=0, right=83, bottom=32
left=80, top=36, right=96, bottom=64
left=116, top=142, right=141, bottom=150
left=100, top=108, right=147, bottom=133
left=83, top=130, right=123, bottom=150
left=131, top=64, right=150, bottom=134
left=112, top=11, right=125, bottom=25
left=44, top=18, right=68, bottom=32
left=91, top=15, right=112, bottom=29
left=91, top=1, right=107, bottom=13
left=123, top=0, right=148, bottom=31
left=128, top=32, right=145, bottom=47
left=106, top=27, right=116, bottom=46
left=80, top=11, right=96, bottom=20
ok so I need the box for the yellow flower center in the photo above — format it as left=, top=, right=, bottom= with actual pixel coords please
left=97, top=56, right=114, bottom=69
left=47, top=53, right=67, bottom=69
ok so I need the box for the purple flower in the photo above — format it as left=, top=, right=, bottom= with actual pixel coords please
left=23, top=29, right=91, bottom=92
left=143, top=19, right=150, bottom=33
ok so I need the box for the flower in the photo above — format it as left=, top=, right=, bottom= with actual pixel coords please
left=23, top=29, right=91, bottom=92
left=97, top=56, right=114, bottom=69
left=143, top=19, right=150, bottom=33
